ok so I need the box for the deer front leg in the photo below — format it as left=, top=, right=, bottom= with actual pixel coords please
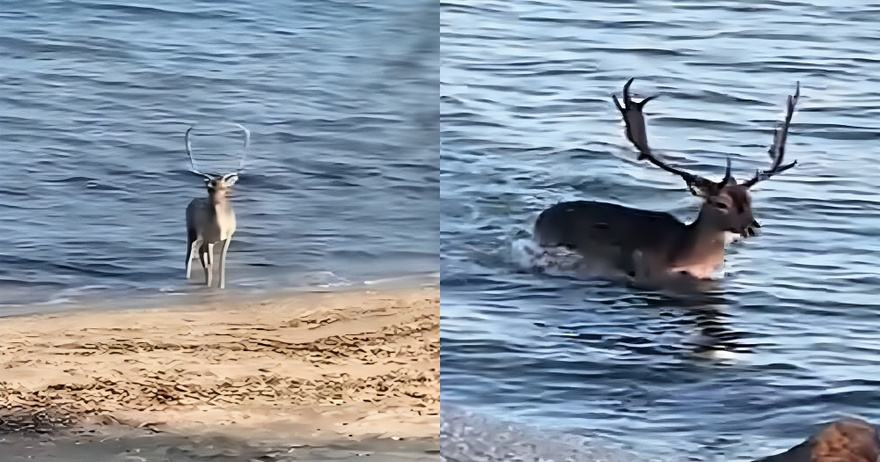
left=199, top=243, right=213, bottom=287
left=205, top=243, right=216, bottom=287
left=186, top=236, right=199, bottom=279
left=218, top=238, right=232, bottom=289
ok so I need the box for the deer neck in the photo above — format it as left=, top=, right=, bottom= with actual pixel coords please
left=671, top=207, right=727, bottom=271
left=208, top=189, right=228, bottom=208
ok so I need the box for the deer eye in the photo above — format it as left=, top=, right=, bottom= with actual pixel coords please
left=714, top=202, right=729, bottom=210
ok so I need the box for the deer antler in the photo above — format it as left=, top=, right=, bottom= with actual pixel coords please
left=233, top=123, right=250, bottom=172
left=742, top=82, right=800, bottom=188
left=185, top=125, right=213, bottom=179
left=612, top=78, right=728, bottom=196
left=185, top=122, right=250, bottom=179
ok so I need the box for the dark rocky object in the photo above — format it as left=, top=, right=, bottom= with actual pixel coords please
left=755, top=418, right=880, bottom=462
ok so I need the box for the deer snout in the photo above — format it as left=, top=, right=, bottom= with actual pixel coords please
left=731, top=213, right=759, bottom=237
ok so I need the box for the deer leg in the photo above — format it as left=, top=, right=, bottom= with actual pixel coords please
left=199, top=243, right=210, bottom=286
left=218, top=238, right=232, bottom=289
left=198, top=243, right=208, bottom=269
left=204, top=243, right=215, bottom=287
left=186, top=235, right=200, bottom=279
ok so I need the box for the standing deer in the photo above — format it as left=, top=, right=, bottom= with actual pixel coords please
left=184, top=123, right=249, bottom=289
left=534, top=78, right=801, bottom=283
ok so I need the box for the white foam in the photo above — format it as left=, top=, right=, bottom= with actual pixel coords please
left=689, top=346, right=743, bottom=362
left=684, top=332, right=747, bottom=363
left=301, top=271, right=352, bottom=288
left=364, top=272, right=440, bottom=287
left=724, top=231, right=745, bottom=244
left=510, top=237, right=587, bottom=276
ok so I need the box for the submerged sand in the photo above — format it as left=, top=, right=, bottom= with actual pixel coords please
left=0, top=287, right=439, bottom=460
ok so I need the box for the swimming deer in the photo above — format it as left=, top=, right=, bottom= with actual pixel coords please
left=534, top=78, right=800, bottom=283
left=184, top=123, right=249, bottom=289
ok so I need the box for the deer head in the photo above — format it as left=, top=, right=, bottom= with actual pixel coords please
left=204, top=172, right=238, bottom=200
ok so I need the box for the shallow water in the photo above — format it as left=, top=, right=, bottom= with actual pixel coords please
left=440, top=0, right=880, bottom=460
left=442, top=405, right=643, bottom=462
left=0, top=0, right=439, bottom=310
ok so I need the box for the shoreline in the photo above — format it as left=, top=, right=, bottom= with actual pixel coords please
left=0, top=286, right=439, bottom=459
left=0, top=271, right=440, bottom=318
left=441, top=405, right=880, bottom=462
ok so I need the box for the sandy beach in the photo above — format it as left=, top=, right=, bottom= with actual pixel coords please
left=0, top=287, right=440, bottom=461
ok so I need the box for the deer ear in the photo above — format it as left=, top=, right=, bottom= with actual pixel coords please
left=222, top=173, right=239, bottom=186
left=687, top=179, right=719, bottom=198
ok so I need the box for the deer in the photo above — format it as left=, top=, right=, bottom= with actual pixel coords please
left=533, top=78, right=801, bottom=284
left=183, top=123, right=250, bottom=289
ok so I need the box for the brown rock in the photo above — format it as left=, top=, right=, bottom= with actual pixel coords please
left=756, top=418, right=880, bottom=462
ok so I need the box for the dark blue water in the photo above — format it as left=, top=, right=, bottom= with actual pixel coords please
left=0, top=0, right=439, bottom=311
left=440, top=1, right=880, bottom=460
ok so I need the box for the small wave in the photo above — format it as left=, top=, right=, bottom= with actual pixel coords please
left=510, top=231, right=624, bottom=282
left=683, top=331, right=749, bottom=362
left=52, top=285, right=114, bottom=301
left=364, top=272, right=440, bottom=287
left=510, top=236, right=585, bottom=274
left=302, top=271, right=352, bottom=288
left=230, top=271, right=352, bottom=290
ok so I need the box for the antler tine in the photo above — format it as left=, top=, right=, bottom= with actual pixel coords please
left=612, top=78, right=716, bottom=196
left=185, top=125, right=214, bottom=179
left=720, top=156, right=733, bottom=186
left=232, top=123, right=250, bottom=173
left=743, top=82, right=800, bottom=188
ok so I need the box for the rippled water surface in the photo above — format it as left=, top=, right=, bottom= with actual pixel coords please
left=0, top=0, right=439, bottom=311
left=440, top=1, right=880, bottom=460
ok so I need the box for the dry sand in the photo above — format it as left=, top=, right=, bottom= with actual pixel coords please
left=0, top=287, right=439, bottom=461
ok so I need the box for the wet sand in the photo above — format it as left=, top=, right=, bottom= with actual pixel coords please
left=0, top=287, right=440, bottom=461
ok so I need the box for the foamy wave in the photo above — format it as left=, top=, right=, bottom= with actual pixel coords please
left=364, top=272, right=440, bottom=287
left=49, top=285, right=113, bottom=304
left=301, top=271, right=352, bottom=288
left=510, top=237, right=586, bottom=275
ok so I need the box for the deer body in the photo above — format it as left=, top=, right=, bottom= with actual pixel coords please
left=535, top=200, right=729, bottom=280
left=534, top=78, right=800, bottom=283
left=185, top=174, right=237, bottom=289
left=186, top=193, right=236, bottom=245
